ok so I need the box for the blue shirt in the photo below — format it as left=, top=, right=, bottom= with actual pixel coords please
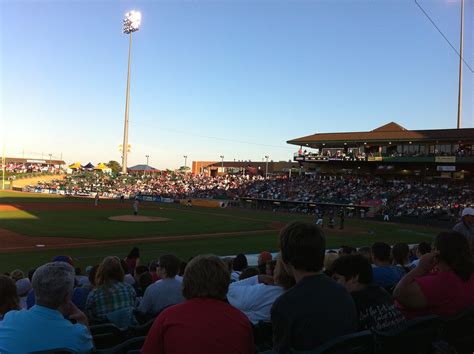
left=0, top=305, right=93, bottom=353
left=372, top=265, right=406, bottom=288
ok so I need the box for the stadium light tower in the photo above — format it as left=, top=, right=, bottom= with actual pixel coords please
left=183, top=155, right=188, bottom=169
left=121, top=10, right=141, bottom=174
left=220, top=155, right=224, bottom=174
left=264, top=155, right=269, bottom=179
left=457, top=0, right=464, bottom=129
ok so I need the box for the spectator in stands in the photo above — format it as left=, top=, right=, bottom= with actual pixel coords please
left=0, top=275, right=19, bottom=320
left=75, top=267, right=89, bottom=287
left=394, top=232, right=474, bottom=319
left=0, top=262, right=93, bottom=353
left=339, top=245, right=356, bottom=256
left=266, top=260, right=277, bottom=276
left=16, top=277, right=32, bottom=309
left=392, top=243, right=415, bottom=273
left=121, top=259, right=136, bottom=285
left=271, top=222, right=357, bottom=353
left=133, top=265, right=150, bottom=296
left=138, top=254, right=184, bottom=317
left=138, top=272, right=153, bottom=295
left=125, top=247, right=140, bottom=275
left=410, top=242, right=431, bottom=268
left=371, top=242, right=405, bottom=289
left=357, top=246, right=372, bottom=263
left=323, top=252, right=339, bottom=276
left=85, top=256, right=136, bottom=325
left=239, top=267, right=260, bottom=280
left=149, top=260, right=160, bottom=282
left=142, top=255, right=255, bottom=354
left=10, top=269, right=25, bottom=282
left=73, top=265, right=98, bottom=311
left=453, top=207, right=474, bottom=256
left=257, top=251, right=273, bottom=274
left=227, top=255, right=295, bottom=324
left=231, top=253, right=248, bottom=281
left=332, top=254, right=405, bottom=331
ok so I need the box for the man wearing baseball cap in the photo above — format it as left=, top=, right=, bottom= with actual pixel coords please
left=453, top=207, right=474, bottom=256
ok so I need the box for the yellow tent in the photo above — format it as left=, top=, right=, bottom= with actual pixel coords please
left=95, top=163, right=109, bottom=170
left=69, top=162, right=82, bottom=169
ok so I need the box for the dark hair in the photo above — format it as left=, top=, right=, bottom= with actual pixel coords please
left=138, top=272, right=153, bottom=293
left=88, top=265, right=99, bottom=287
left=392, top=243, right=410, bottom=265
left=148, top=260, right=159, bottom=272
left=179, top=261, right=187, bottom=276
left=0, top=275, right=20, bottom=315
left=239, top=267, right=259, bottom=280
left=27, top=268, right=37, bottom=282
left=134, top=265, right=149, bottom=277
left=357, top=247, right=372, bottom=263
left=127, top=247, right=140, bottom=259
left=75, top=267, right=82, bottom=276
left=435, top=232, right=473, bottom=282
left=332, top=254, right=373, bottom=284
left=417, top=242, right=432, bottom=255
left=233, top=254, right=248, bottom=272
left=120, top=259, right=130, bottom=275
left=339, top=245, right=356, bottom=255
left=279, top=222, right=326, bottom=272
left=182, top=255, right=230, bottom=300
left=159, top=254, right=181, bottom=278
left=371, top=242, right=391, bottom=263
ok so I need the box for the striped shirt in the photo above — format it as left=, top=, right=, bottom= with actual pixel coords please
left=86, top=281, right=136, bottom=320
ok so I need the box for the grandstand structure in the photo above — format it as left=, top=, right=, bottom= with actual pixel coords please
left=192, top=160, right=300, bottom=177
left=288, top=122, right=474, bottom=179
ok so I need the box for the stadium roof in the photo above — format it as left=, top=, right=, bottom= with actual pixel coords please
left=287, top=122, right=474, bottom=147
left=5, top=157, right=66, bottom=165
left=128, top=164, right=159, bottom=171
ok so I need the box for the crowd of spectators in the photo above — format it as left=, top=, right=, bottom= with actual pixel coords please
left=1, top=221, right=473, bottom=353
left=27, top=172, right=473, bottom=221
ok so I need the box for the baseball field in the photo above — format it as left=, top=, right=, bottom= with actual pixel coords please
left=0, top=191, right=446, bottom=272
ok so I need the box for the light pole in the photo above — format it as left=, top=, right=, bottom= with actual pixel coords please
left=457, top=0, right=464, bottom=129
left=183, top=155, right=188, bottom=169
left=264, top=155, right=269, bottom=179
left=49, top=154, right=53, bottom=172
left=220, top=155, right=224, bottom=175
left=145, top=155, right=150, bottom=167
left=121, top=10, right=141, bottom=174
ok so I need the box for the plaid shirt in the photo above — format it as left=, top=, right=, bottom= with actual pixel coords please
left=85, top=281, right=136, bottom=320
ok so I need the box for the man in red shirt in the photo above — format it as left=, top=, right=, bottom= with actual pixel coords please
left=141, top=255, right=255, bottom=354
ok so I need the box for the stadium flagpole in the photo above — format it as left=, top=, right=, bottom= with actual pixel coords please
left=456, top=0, right=464, bottom=129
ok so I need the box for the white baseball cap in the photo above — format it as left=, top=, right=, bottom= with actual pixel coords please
left=461, top=207, right=474, bottom=217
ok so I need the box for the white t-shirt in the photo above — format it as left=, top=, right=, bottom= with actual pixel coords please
left=227, top=275, right=284, bottom=324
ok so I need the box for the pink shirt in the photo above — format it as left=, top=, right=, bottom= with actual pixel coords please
left=400, top=271, right=474, bottom=319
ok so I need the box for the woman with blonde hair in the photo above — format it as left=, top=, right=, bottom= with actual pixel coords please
left=85, top=256, right=136, bottom=324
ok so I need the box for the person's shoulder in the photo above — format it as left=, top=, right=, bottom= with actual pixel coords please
left=0, top=309, right=24, bottom=324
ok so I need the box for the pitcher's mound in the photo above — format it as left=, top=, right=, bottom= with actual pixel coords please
left=109, top=215, right=170, bottom=222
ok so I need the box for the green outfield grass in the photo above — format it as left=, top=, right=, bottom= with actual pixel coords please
left=0, top=191, right=446, bottom=272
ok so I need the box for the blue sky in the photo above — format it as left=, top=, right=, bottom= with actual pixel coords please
left=1, top=0, right=472, bottom=169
